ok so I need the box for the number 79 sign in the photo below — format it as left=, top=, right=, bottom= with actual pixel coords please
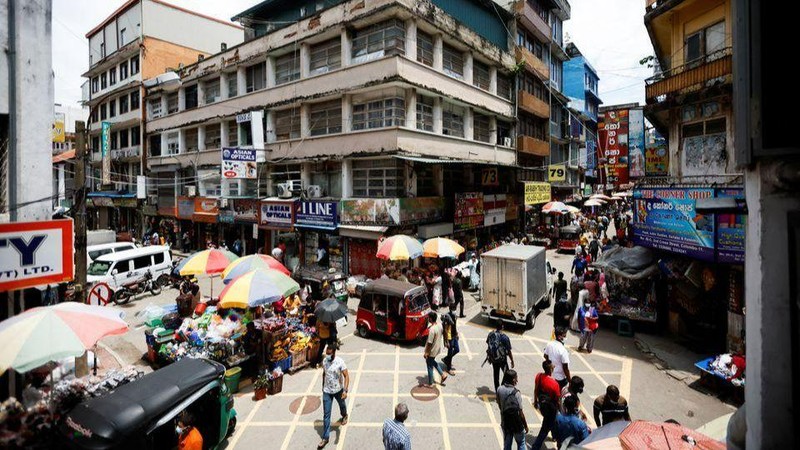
left=548, top=164, right=566, bottom=182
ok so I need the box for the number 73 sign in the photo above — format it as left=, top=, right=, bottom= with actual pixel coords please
left=548, top=164, right=566, bottom=182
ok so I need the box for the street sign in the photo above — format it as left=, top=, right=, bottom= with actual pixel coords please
left=548, top=164, right=566, bottom=182
left=0, top=219, right=74, bottom=292
left=481, top=168, right=499, bottom=186
left=88, top=282, right=113, bottom=306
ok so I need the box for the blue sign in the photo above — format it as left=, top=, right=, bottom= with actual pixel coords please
left=715, top=189, right=745, bottom=263
left=221, top=147, right=257, bottom=179
left=586, top=140, right=597, bottom=178
left=632, top=188, right=716, bottom=261
left=294, top=201, right=338, bottom=230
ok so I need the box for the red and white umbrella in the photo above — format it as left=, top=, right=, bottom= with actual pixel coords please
left=541, top=201, right=569, bottom=214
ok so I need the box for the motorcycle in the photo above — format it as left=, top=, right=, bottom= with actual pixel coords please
left=113, top=271, right=162, bottom=305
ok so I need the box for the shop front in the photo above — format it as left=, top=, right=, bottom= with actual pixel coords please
left=87, top=193, right=140, bottom=236
left=176, top=196, right=195, bottom=251
left=260, top=199, right=298, bottom=269
left=294, top=200, right=342, bottom=272
left=193, top=197, right=219, bottom=248
left=522, top=182, right=552, bottom=243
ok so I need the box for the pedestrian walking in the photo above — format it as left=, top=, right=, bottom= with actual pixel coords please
left=485, top=322, right=514, bottom=391
left=452, top=270, right=465, bottom=318
left=543, top=327, right=571, bottom=389
left=441, top=303, right=460, bottom=375
left=593, top=385, right=631, bottom=426
left=318, top=343, right=349, bottom=449
left=382, top=403, right=412, bottom=450
left=468, top=254, right=481, bottom=291
left=555, top=396, right=590, bottom=447
left=532, top=360, right=561, bottom=450
left=496, top=369, right=528, bottom=450
left=315, top=320, right=338, bottom=367
left=553, top=271, right=568, bottom=303
left=588, top=237, right=600, bottom=262
left=423, top=311, right=448, bottom=387
left=577, top=301, right=599, bottom=353
left=559, top=376, right=585, bottom=415
left=571, top=253, right=587, bottom=278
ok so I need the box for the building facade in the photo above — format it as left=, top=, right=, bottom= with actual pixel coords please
left=52, top=103, right=89, bottom=210
left=83, top=0, right=242, bottom=233
left=564, top=42, right=600, bottom=189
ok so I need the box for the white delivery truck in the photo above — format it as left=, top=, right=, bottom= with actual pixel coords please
left=480, top=244, right=552, bottom=328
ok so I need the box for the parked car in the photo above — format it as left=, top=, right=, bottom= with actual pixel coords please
left=87, top=242, right=137, bottom=265
left=87, top=246, right=172, bottom=291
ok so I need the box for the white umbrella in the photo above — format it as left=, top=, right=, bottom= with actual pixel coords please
left=590, top=194, right=613, bottom=201
left=584, top=199, right=604, bottom=207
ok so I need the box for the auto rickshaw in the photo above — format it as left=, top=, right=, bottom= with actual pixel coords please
left=58, top=358, right=236, bottom=449
left=355, top=278, right=431, bottom=343
left=294, top=265, right=348, bottom=302
left=557, top=225, right=582, bottom=253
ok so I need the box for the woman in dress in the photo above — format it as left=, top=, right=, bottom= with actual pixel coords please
left=467, top=254, right=480, bottom=291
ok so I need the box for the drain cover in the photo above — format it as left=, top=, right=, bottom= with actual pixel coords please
left=410, top=385, right=440, bottom=401
left=289, top=395, right=322, bottom=415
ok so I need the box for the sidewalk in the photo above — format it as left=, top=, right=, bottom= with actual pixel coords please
left=634, top=333, right=704, bottom=385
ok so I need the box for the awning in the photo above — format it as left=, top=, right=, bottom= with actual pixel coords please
left=52, top=149, right=76, bottom=164
left=339, top=225, right=388, bottom=240
left=394, top=155, right=519, bottom=168
left=87, top=191, right=136, bottom=199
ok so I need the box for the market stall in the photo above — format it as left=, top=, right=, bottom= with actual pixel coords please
left=591, top=245, right=660, bottom=322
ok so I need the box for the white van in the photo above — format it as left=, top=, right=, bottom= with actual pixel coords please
left=87, top=246, right=172, bottom=290
left=87, top=242, right=137, bottom=265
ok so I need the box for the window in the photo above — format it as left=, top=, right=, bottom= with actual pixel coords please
left=149, top=98, right=163, bottom=118
left=130, top=91, right=140, bottom=110
left=119, top=28, right=126, bottom=45
left=100, top=103, right=107, bottom=120
left=310, top=161, right=342, bottom=197
left=352, top=19, right=405, bottom=64
left=119, top=128, right=129, bottom=148
left=91, top=76, right=99, bottom=94
left=153, top=252, right=165, bottom=265
left=275, top=108, right=301, bottom=140
left=442, top=104, right=464, bottom=137
left=167, top=93, right=178, bottom=114
left=130, top=55, right=139, bottom=74
left=100, top=73, right=107, bottom=89
left=416, top=95, right=434, bottom=132
left=198, top=170, right=222, bottom=197
left=442, top=44, right=464, bottom=79
left=416, top=164, right=436, bottom=196
left=184, top=128, right=199, bottom=152
left=205, top=124, right=221, bottom=148
left=276, top=52, right=300, bottom=85
left=184, top=85, right=198, bottom=110
left=203, top=78, right=221, bottom=104
left=352, top=159, right=403, bottom=197
left=166, top=131, right=179, bottom=155
left=119, top=94, right=129, bottom=114
left=473, top=60, right=490, bottom=91
left=271, top=163, right=302, bottom=193
left=246, top=61, right=267, bottom=92
left=309, top=100, right=342, bottom=136
left=417, top=30, right=434, bottom=67
left=92, top=136, right=100, bottom=152
left=496, top=120, right=512, bottom=146
left=686, top=21, right=726, bottom=65
left=108, top=99, right=116, bottom=118
left=132, top=255, right=152, bottom=270
left=519, top=113, right=546, bottom=140
left=109, top=68, right=116, bottom=86
left=310, top=39, right=341, bottom=75
left=227, top=121, right=239, bottom=146
left=227, top=74, right=238, bottom=97
left=100, top=43, right=105, bottom=58
left=131, top=126, right=140, bottom=146
left=110, top=131, right=118, bottom=150
left=149, top=134, right=162, bottom=157
left=352, top=96, right=405, bottom=130
left=474, top=112, right=491, bottom=143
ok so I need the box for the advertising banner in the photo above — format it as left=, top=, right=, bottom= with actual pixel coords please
left=53, top=112, right=65, bottom=143
left=524, top=182, right=551, bottom=205
left=221, top=147, right=257, bottom=179
left=232, top=199, right=260, bottom=223
left=218, top=210, right=235, bottom=224
left=483, top=194, right=506, bottom=227
left=177, top=196, right=195, bottom=220
left=295, top=201, right=338, bottom=230
left=598, top=109, right=629, bottom=187
left=548, top=164, right=566, bottom=182
left=645, top=130, right=669, bottom=176
left=101, top=121, right=112, bottom=185
left=398, top=197, right=444, bottom=224
left=628, top=109, right=646, bottom=178
left=632, top=188, right=715, bottom=261
left=454, top=192, right=484, bottom=231
left=586, top=139, right=597, bottom=178
left=715, top=188, right=745, bottom=264
left=0, top=219, right=74, bottom=291
left=341, top=198, right=400, bottom=225
left=505, top=195, right=520, bottom=221
left=260, top=201, right=294, bottom=230
left=193, top=197, right=219, bottom=223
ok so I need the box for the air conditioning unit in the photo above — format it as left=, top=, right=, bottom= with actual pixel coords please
left=307, top=185, right=323, bottom=198
left=220, top=198, right=228, bottom=208
left=277, top=183, right=293, bottom=199
left=184, top=185, right=196, bottom=197
left=287, top=180, right=303, bottom=193
left=503, top=137, right=512, bottom=147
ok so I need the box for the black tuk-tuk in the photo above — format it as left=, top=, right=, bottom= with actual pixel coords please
left=294, top=265, right=348, bottom=302
left=58, top=358, right=236, bottom=449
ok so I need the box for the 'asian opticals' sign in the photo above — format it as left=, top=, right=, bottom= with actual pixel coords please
left=295, top=201, right=338, bottom=231
left=260, top=201, right=294, bottom=230
left=221, top=147, right=257, bottom=179
left=0, top=219, right=74, bottom=292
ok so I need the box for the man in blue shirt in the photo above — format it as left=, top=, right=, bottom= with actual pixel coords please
left=555, top=395, right=590, bottom=447
left=383, top=403, right=412, bottom=449
left=571, top=255, right=587, bottom=278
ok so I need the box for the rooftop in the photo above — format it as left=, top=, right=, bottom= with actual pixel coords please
left=86, top=0, right=241, bottom=38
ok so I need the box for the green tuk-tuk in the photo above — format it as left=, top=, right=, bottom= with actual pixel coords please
left=58, top=358, right=236, bottom=449
left=294, top=265, right=348, bottom=302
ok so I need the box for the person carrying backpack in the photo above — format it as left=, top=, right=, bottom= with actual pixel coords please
left=497, top=369, right=528, bottom=450
left=533, top=360, right=562, bottom=449
left=485, top=321, right=514, bottom=391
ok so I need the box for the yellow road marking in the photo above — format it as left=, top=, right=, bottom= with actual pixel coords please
left=619, top=357, right=633, bottom=401
left=393, top=345, right=400, bottom=416
left=460, top=334, right=473, bottom=361
left=572, top=350, right=609, bottom=389
left=280, top=369, right=321, bottom=450
left=336, top=349, right=367, bottom=450
left=438, top=387, right=452, bottom=450
left=481, top=394, right=504, bottom=446
left=228, top=374, right=269, bottom=449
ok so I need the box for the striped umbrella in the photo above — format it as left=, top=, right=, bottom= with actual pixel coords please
left=222, top=254, right=291, bottom=283
left=176, top=249, right=239, bottom=276
left=376, top=235, right=424, bottom=261
left=0, top=303, right=128, bottom=374
left=541, top=201, right=569, bottom=214
left=422, top=237, right=465, bottom=259
left=219, top=269, right=300, bottom=309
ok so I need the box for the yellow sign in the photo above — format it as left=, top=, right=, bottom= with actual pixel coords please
left=52, top=112, right=65, bottom=143
left=524, top=182, right=551, bottom=205
left=548, top=164, right=566, bottom=182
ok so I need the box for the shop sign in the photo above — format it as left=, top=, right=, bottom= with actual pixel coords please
left=158, top=206, right=177, bottom=217
left=505, top=195, right=519, bottom=221
left=218, top=210, right=235, bottom=224
left=90, top=197, right=115, bottom=208
left=236, top=112, right=252, bottom=123
left=260, top=201, right=294, bottom=229
left=101, top=121, right=111, bottom=185
left=221, top=147, right=257, bottom=179
left=295, top=200, right=338, bottom=230
left=483, top=194, right=506, bottom=227
left=715, top=188, right=745, bottom=264
left=628, top=109, right=646, bottom=178
left=583, top=185, right=593, bottom=196
left=53, top=112, right=65, bottom=143
left=598, top=109, right=630, bottom=188
left=645, top=137, right=669, bottom=176
left=548, top=164, right=566, bottom=182
left=0, top=219, right=74, bottom=292
left=113, top=198, right=138, bottom=208
left=177, top=196, right=195, bottom=220
left=454, top=192, right=484, bottom=231
left=586, top=140, right=597, bottom=178
left=341, top=198, right=400, bottom=225
left=523, top=182, right=551, bottom=205
left=481, top=168, right=499, bottom=187
left=398, top=197, right=444, bottom=224
left=233, top=199, right=260, bottom=223
left=193, top=197, right=219, bottom=223
left=632, top=188, right=715, bottom=261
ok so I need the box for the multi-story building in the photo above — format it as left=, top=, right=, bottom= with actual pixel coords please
left=144, top=0, right=519, bottom=275
left=83, top=0, right=242, bottom=233
left=52, top=103, right=89, bottom=210
left=564, top=42, right=600, bottom=188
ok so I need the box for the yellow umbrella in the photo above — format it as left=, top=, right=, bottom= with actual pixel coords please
left=422, top=237, right=465, bottom=259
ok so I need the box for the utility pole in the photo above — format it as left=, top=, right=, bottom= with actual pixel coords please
left=74, top=121, right=89, bottom=377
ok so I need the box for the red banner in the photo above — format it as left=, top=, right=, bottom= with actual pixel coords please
left=598, top=109, right=630, bottom=188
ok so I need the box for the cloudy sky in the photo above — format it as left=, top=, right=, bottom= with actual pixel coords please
left=53, top=0, right=654, bottom=107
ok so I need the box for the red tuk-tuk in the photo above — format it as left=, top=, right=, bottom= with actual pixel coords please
left=355, top=278, right=431, bottom=342
left=558, top=225, right=581, bottom=253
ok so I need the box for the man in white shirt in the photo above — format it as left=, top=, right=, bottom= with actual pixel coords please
left=543, top=326, right=571, bottom=389
left=319, top=343, right=349, bottom=448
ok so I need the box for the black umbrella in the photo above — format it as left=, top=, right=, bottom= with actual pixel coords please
left=315, top=298, right=348, bottom=323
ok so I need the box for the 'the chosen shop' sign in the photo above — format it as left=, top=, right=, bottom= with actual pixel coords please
left=294, top=201, right=338, bottom=231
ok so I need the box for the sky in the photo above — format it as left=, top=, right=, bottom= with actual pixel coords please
left=53, top=0, right=654, bottom=107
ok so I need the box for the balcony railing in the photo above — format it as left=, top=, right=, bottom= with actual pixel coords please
left=519, top=91, right=550, bottom=119
left=516, top=1, right=551, bottom=42
left=517, top=135, right=550, bottom=157
left=515, top=47, right=550, bottom=81
left=645, top=48, right=732, bottom=103
left=111, top=145, right=141, bottom=160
